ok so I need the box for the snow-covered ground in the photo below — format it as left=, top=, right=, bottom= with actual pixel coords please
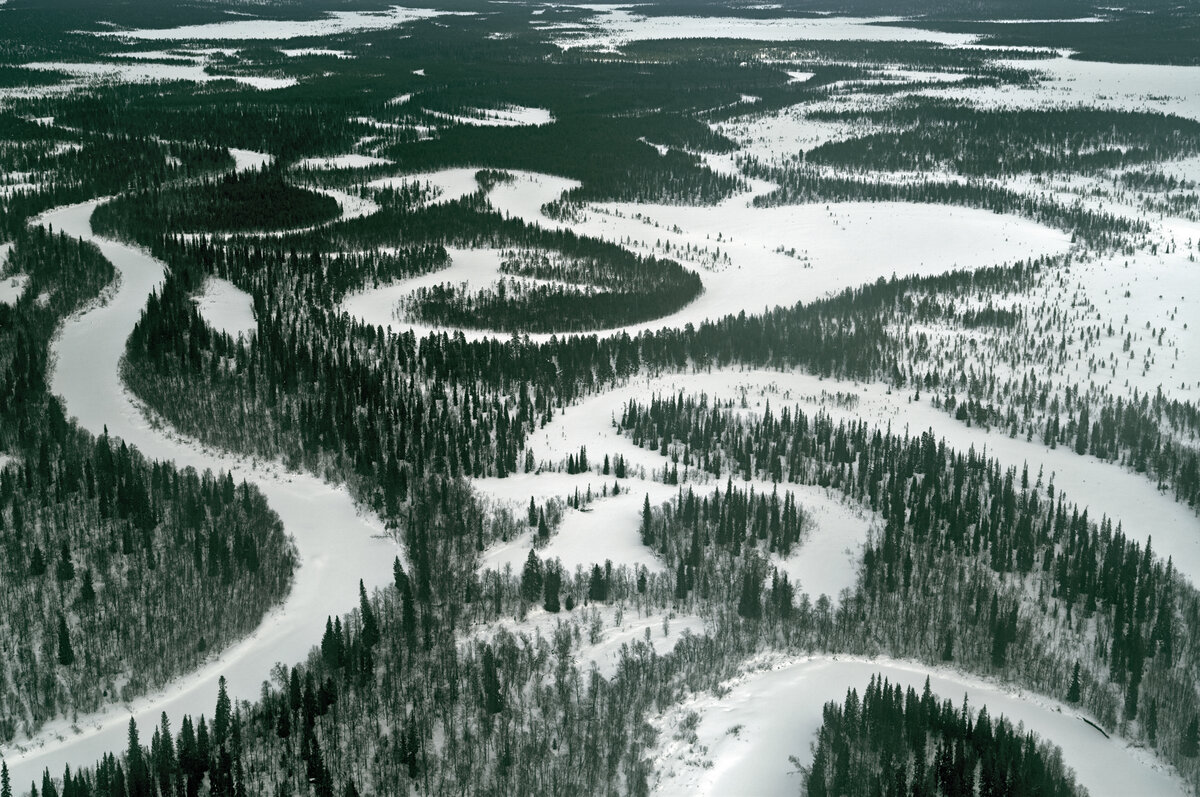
left=0, top=201, right=402, bottom=789
left=19, top=60, right=296, bottom=90
left=366, top=167, right=483, bottom=206
left=474, top=604, right=707, bottom=681
left=90, top=7, right=454, bottom=41
left=553, top=11, right=977, bottom=51
left=651, top=654, right=1186, bottom=796
left=295, top=153, right=392, bottom=170
left=920, top=55, right=1200, bottom=123
left=340, top=168, right=1071, bottom=343
left=423, top=105, right=554, bottom=127
left=193, top=276, right=256, bottom=340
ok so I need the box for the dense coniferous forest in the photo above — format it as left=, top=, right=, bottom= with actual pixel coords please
left=803, top=676, right=1084, bottom=797
left=91, top=166, right=341, bottom=235
left=802, top=104, right=1200, bottom=176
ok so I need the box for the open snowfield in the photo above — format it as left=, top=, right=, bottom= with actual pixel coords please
left=19, top=60, right=297, bottom=90
left=651, top=654, right=1186, bottom=796
left=1, top=201, right=403, bottom=789
left=366, top=167, right=483, bottom=206
left=193, top=276, right=256, bottom=340
left=90, top=6, right=453, bottom=41
left=553, top=11, right=977, bottom=50
left=423, top=105, right=554, bottom=127
left=0, top=272, right=29, bottom=305
left=921, top=56, right=1200, bottom=123
left=295, top=153, right=392, bottom=170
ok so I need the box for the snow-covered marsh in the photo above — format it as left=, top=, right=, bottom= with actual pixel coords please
left=651, top=655, right=1186, bottom=797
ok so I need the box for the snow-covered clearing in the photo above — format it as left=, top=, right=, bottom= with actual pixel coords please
left=316, top=187, right=379, bottom=221
left=554, top=11, right=977, bottom=50
left=477, top=371, right=884, bottom=602
left=423, top=105, right=554, bottom=127
left=0, top=200, right=402, bottom=790
left=294, top=153, right=392, bottom=169
left=280, top=48, right=351, bottom=58
left=19, top=60, right=296, bottom=90
left=0, top=274, right=22, bottom=305
left=228, top=147, right=272, bottom=173
left=192, top=276, right=256, bottom=340
left=90, top=7, right=453, bottom=41
left=473, top=604, right=707, bottom=681
left=920, top=55, right=1200, bottom=123
left=366, top=167, right=482, bottom=206
left=651, top=654, right=1185, bottom=797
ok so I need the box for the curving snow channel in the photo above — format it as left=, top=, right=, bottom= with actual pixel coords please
left=0, top=201, right=401, bottom=789
left=652, top=655, right=1185, bottom=796
left=341, top=169, right=1072, bottom=344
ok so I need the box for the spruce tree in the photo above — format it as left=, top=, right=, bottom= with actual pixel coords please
left=543, top=566, right=561, bottom=613
left=358, top=580, right=379, bottom=649
left=640, top=495, right=653, bottom=545
left=56, top=613, right=74, bottom=666
left=481, top=644, right=504, bottom=715
left=520, top=550, right=542, bottom=604
left=1183, top=717, right=1200, bottom=758
left=1066, top=661, right=1081, bottom=703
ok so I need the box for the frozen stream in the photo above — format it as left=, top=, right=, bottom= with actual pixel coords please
left=0, top=201, right=401, bottom=788
left=653, top=655, right=1185, bottom=796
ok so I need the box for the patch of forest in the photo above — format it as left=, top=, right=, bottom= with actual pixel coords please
left=91, top=166, right=340, bottom=237
left=803, top=675, right=1084, bottom=797
left=803, top=103, right=1200, bottom=176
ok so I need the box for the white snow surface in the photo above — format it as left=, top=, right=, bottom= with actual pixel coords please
left=651, top=654, right=1185, bottom=796
left=193, top=276, right=256, bottom=340
left=20, top=60, right=296, bottom=90
left=366, top=167, right=483, bottom=206
left=474, top=605, right=707, bottom=681
left=91, top=7, right=453, bottom=41
left=0, top=201, right=402, bottom=790
left=228, top=147, right=272, bottom=173
left=920, top=55, right=1200, bottom=123
left=423, top=105, right=554, bottom=127
left=0, top=276, right=26, bottom=305
left=555, top=11, right=978, bottom=50
left=341, top=169, right=1071, bottom=343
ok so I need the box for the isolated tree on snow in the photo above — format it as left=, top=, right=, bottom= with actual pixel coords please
left=641, top=495, right=653, bottom=545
